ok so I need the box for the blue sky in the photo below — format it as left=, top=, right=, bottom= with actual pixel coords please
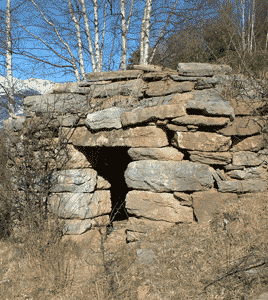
left=0, top=0, right=221, bottom=84
left=0, top=0, right=254, bottom=85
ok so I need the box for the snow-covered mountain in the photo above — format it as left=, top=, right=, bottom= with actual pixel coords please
left=0, top=76, right=56, bottom=130
left=0, top=76, right=55, bottom=95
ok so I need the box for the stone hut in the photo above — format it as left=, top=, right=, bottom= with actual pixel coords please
left=4, top=63, right=268, bottom=243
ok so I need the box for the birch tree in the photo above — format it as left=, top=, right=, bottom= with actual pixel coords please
left=5, top=0, right=15, bottom=118
left=118, top=0, right=135, bottom=70
left=138, top=0, right=210, bottom=66
left=5, top=0, right=116, bottom=79
left=1, top=0, right=216, bottom=83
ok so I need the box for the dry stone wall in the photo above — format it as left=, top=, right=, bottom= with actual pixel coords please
left=4, top=63, right=268, bottom=242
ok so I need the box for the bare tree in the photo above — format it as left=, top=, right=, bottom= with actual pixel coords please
left=205, top=0, right=268, bottom=56
left=118, top=0, right=135, bottom=70
left=0, top=0, right=223, bottom=86
left=5, top=0, right=15, bottom=118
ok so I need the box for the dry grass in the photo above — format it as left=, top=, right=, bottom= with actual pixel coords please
left=0, top=190, right=267, bottom=299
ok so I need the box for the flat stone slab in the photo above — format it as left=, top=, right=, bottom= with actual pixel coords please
left=172, top=115, right=230, bottom=127
left=85, top=107, right=128, bottom=130
left=189, top=151, right=232, bottom=165
left=217, top=179, right=267, bottom=193
left=226, top=166, right=267, bottom=180
left=56, top=114, right=80, bottom=127
left=218, top=116, right=267, bottom=136
left=126, top=216, right=175, bottom=234
left=121, top=103, right=187, bottom=126
left=177, top=63, right=232, bottom=77
left=125, top=190, right=193, bottom=223
left=230, top=134, right=266, bottom=152
left=192, top=189, right=238, bottom=223
left=193, top=89, right=224, bottom=101
left=50, top=144, right=92, bottom=170
left=145, top=80, right=194, bottom=97
left=63, top=215, right=110, bottom=235
left=232, top=151, right=264, bottom=166
left=171, top=131, right=232, bottom=152
left=258, top=149, right=268, bottom=164
left=124, top=160, right=214, bottom=192
left=90, top=79, right=146, bottom=98
left=142, top=70, right=178, bottom=80
left=62, top=126, right=169, bottom=147
left=187, top=98, right=235, bottom=121
left=50, top=169, right=97, bottom=193
left=96, top=176, right=111, bottom=190
left=127, top=147, right=184, bottom=161
left=85, top=69, right=143, bottom=82
left=195, top=77, right=219, bottom=89
left=136, top=92, right=194, bottom=109
left=48, top=190, right=111, bottom=219
left=23, top=94, right=88, bottom=113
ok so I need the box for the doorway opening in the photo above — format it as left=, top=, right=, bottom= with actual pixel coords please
left=78, top=146, right=132, bottom=223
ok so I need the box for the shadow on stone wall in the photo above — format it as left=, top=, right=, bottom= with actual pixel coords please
left=78, top=146, right=132, bottom=222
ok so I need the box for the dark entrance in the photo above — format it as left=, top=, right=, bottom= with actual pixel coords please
left=78, top=146, right=132, bottom=223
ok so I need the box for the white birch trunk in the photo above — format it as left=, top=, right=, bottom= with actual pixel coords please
left=99, top=0, right=108, bottom=71
left=143, top=0, right=152, bottom=65
left=119, top=0, right=135, bottom=70
left=119, top=0, right=127, bottom=70
left=249, top=0, right=255, bottom=54
left=240, top=0, right=246, bottom=52
left=139, top=1, right=148, bottom=65
left=79, top=0, right=97, bottom=72
left=92, top=0, right=102, bottom=72
left=68, top=0, right=86, bottom=81
left=247, top=6, right=251, bottom=53
left=6, top=0, right=15, bottom=118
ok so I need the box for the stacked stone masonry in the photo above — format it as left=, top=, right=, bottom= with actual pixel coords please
left=4, top=63, right=268, bottom=242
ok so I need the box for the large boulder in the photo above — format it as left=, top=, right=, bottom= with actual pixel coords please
left=124, top=160, right=214, bottom=192
left=62, top=215, right=110, bottom=235
left=50, top=168, right=97, bottom=193
left=48, top=190, right=111, bottom=219
left=85, top=107, right=128, bottom=130
left=187, top=98, right=235, bottom=121
left=125, top=190, right=193, bottom=223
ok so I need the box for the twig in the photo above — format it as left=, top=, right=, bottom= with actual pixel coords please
left=197, top=254, right=268, bottom=296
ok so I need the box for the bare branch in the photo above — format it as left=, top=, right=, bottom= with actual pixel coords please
left=29, top=0, right=81, bottom=81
